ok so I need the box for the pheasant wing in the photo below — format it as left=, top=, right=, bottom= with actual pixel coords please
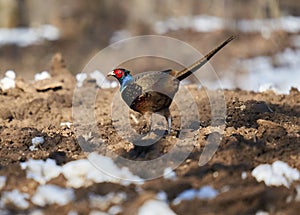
left=121, top=71, right=179, bottom=114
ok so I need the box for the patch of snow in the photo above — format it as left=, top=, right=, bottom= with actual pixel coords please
left=258, top=83, right=281, bottom=93
left=89, top=192, right=127, bottom=211
left=154, top=15, right=224, bottom=34
left=40, top=25, right=60, bottom=41
left=138, top=199, right=176, bottom=215
left=217, top=48, right=300, bottom=94
left=193, top=15, right=224, bottom=32
left=173, top=189, right=196, bottom=205
left=5, top=70, right=16, bottom=80
left=21, top=153, right=143, bottom=188
left=173, top=185, right=219, bottom=205
left=198, top=186, right=219, bottom=199
left=155, top=15, right=300, bottom=36
left=251, top=161, right=300, bottom=188
left=110, top=30, right=131, bottom=44
left=76, top=71, right=117, bottom=88
left=238, top=16, right=300, bottom=36
left=20, top=159, right=62, bottom=184
left=0, top=25, right=60, bottom=47
left=62, top=153, right=143, bottom=188
left=76, top=73, right=88, bottom=87
left=89, top=70, right=118, bottom=89
left=29, top=136, right=45, bottom=151
left=108, top=205, right=123, bottom=215
left=156, top=191, right=168, bottom=201
left=0, top=189, right=30, bottom=209
left=0, top=176, right=6, bottom=190
left=62, top=159, right=103, bottom=188
left=60, top=122, right=72, bottom=128
left=241, top=171, right=247, bottom=180
left=31, top=136, right=45, bottom=145
left=88, top=152, right=144, bottom=185
left=0, top=77, right=15, bottom=90
left=31, top=184, right=74, bottom=206
left=255, top=211, right=269, bottom=215
left=68, top=211, right=78, bottom=215
left=34, top=71, right=51, bottom=81
left=163, top=167, right=177, bottom=180
left=0, top=70, right=16, bottom=90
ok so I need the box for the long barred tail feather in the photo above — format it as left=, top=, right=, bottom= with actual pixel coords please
left=176, top=35, right=236, bottom=81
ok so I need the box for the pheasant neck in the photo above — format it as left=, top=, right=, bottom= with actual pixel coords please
left=120, top=74, right=134, bottom=91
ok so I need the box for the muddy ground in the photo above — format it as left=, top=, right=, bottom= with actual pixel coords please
left=0, top=53, right=300, bottom=215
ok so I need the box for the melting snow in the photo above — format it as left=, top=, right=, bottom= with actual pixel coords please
left=173, top=185, right=219, bottom=205
left=212, top=48, right=300, bottom=94
left=0, top=25, right=60, bottom=47
left=89, top=192, right=127, bottom=211
left=193, top=15, right=224, bottom=32
left=154, top=15, right=300, bottom=36
left=34, top=71, right=51, bottom=81
left=241, top=171, right=247, bottom=180
left=20, top=158, right=62, bottom=184
left=237, top=16, right=300, bottom=36
left=156, top=191, right=168, bottom=201
left=0, top=189, right=30, bottom=209
left=61, top=159, right=115, bottom=188
left=5, top=70, right=16, bottom=80
left=31, top=184, right=75, bottom=206
left=76, top=71, right=117, bottom=88
left=0, top=70, right=16, bottom=90
left=247, top=48, right=300, bottom=94
left=138, top=199, right=176, bottom=215
left=255, top=211, right=270, bottom=215
left=163, top=167, right=177, bottom=180
left=154, top=15, right=224, bottom=34
left=21, top=153, right=144, bottom=188
left=251, top=161, right=300, bottom=188
left=87, top=152, right=144, bottom=185
left=108, top=205, right=123, bottom=215
left=29, top=136, right=45, bottom=151
left=110, top=30, right=131, bottom=44
left=76, top=73, right=88, bottom=87
left=68, top=211, right=79, bottom=215
left=89, top=70, right=118, bottom=88
left=60, top=122, right=72, bottom=128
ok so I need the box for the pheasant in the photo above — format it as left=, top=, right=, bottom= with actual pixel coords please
left=108, top=36, right=235, bottom=134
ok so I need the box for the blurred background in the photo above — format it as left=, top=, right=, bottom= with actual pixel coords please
left=0, top=0, right=300, bottom=92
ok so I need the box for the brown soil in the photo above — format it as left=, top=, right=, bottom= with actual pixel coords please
left=0, top=54, right=300, bottom=215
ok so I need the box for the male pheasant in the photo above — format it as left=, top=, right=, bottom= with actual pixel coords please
left=108, top=36, right=235, bottom=133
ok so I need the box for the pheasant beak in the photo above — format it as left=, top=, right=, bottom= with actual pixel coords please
left=107, top=71, right=115, bottom=77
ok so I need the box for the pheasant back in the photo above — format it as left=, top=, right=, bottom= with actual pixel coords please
left=121, top=70, right=179, bottom=114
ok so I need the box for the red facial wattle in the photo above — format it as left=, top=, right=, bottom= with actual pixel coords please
left=114, top=69, right=124, bottom=79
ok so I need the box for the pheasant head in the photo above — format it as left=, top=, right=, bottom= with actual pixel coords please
left=108, top=68, right=133, bottom=90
